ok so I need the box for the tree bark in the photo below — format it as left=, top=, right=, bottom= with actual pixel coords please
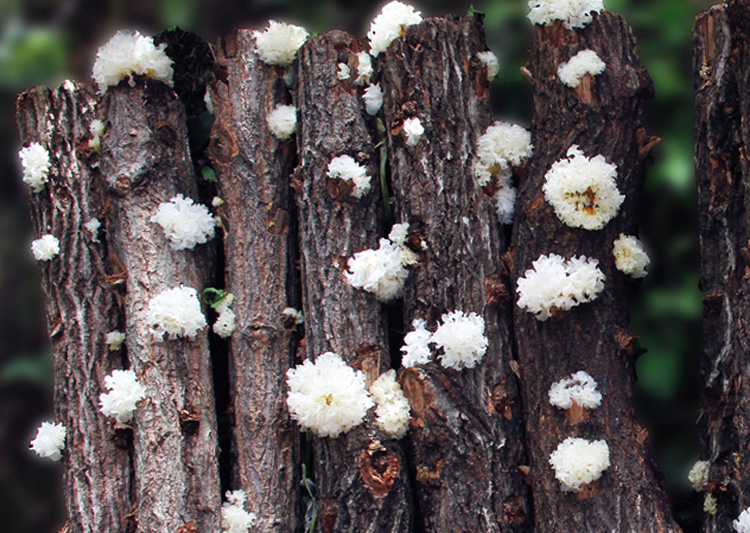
left=695, top=2, right=750, bottom=529
left=16, top=81, right=135, bottom=533
left=294, top=30, right=414, bottom=532
left=207, top=29, right=301, bottom=532
left=382, top=15, right=531, bottom=532
left=511, top=12, right=678, bottom=532
left=100, top=79, right=221, bottom=532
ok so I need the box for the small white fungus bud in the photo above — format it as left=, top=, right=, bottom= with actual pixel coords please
left=549, top=436, right=610, bottom=492
left=688, top=460, right=709, bottom=492
left=558, top=49, right=606, bottom=88
left=30, top=421, right=66, bottom=461
left=327, top=155, right=372, bottom=199
left=267, top=104, right=297, bottom=140
left=212, top=196, right=224, bottom=207
left=363, top=83, right=384, bottom=116
left=337, top=62, right=351, bottom=80
left=368, top=1, right=423, bottom=57
left=31, top=234, right=60, bottom=262
left=401, top=319, right=433, bottom=368
left=403, top=117, right=424, bottom=147
left=355, top=52, right=374, bottom=85
left=704, top=493, right=718, bottom=516
left=370, top=369, right=411, bottom=438
left=613, top=234, right=650, bottom=278
left=88, top=119, right=106, bottom=150
left=213, top=294, right=237, bottom=339
left=476, top=51, right=500, bottom=81
left=494, top=186, right=517, bottom=225
left=19, top=142, right=51, bottom=193
left=99, top=369, right=146, bottom=424
left=105, top=330, right=126, bottom=351
left=84, top=218, right=101, bottom=242
left=548, top=371, right=602, bottom=409
left=253, top=20, right=309, bottom=66
left=282, top=307, right=305, bottom=326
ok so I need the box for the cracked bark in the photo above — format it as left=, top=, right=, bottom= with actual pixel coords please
left=695, top=2, right=750, bottom=530
left=207, top=29, right=301, bottom=532
left=381, top=16, right=531, bottom=532
left=511, top=12, right=678, bottom=532
left=100, top=79, right=221, bottom=532
left=16, top=81, right=135, bottom=533
left=294, top=30, right=413, bottom=533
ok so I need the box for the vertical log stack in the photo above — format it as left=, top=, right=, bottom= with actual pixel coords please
left=16, top=82, right=135, bottom=533
left=208, top=30, right=301, bottom=532
left=511, top=12, right=677, bottom=532
left=295, top=30, right=413, bottom=532
left=382, top=15, right=531, bottom=532
left=695, top=1, right=750, bottom=530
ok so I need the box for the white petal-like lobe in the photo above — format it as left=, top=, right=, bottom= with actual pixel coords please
left=370, top=370, right=411, bottom=438
left=432, top=311, right=488, bottom=370
left=558, top=49, right=606, bottom=88
left=267, top=104, right=297, bottom=140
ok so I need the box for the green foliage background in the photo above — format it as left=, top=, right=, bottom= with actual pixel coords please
left=0, top=0, right=714, bottom=531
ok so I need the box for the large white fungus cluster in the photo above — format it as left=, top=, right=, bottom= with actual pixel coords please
left=549, top=436, right=610, bottom=492
left=400, top=319, right=433, bottom=368
left=363, top=83, right=384, bottom=115
left=612, top=234, right=650, bottom=278
left=368, top=1, right=423, bottom=57
left=30, top=421, right=66, bottom=461
left=19, top=142, right=51, bottom=193
left=432, top=311, right=488, bottom=370
left=99, top=369, right=147, bottom=424
left=92, top=31, right=173, bottom=94
left=543, top=145, right=624, bottom=230
left=345, top=238, right=409, bottom=301
left=105, top=330, right=126, bottom=351
left=327, top=155, right=372, bottom=198
left=213, top=294, right=237, bottom=339
left=370, top=370, right=411, bottom=438
left=150, top=194, right=216, bottom=250
left=735, top=508, right=750, bottom=533
left=403, top=117, right=424, bottom=147
left=517, top=253, right=605, bottom=321
left=688, top=460, right=708, bottom=492
left=355, top=52, right=374, bottom=85
left=146, top=285, right=207, bottom=340
left=476, top=51, right=500, bottom=81
left=221, top=490, right=257, bottom=533
left=31, top=234, right=60, bottom=262
left=527, top=0, right=604, bottom=29
left=558, top=49, right=606, bottom=88
left=473, top=122, right=533, bottom=187
left=253, top=20, right=309, bottom=66
left=267, top=104, right=297, bottom=140
left=286, top=351, right=374, bottom=438
left=549, top=371, right=602, bottom=409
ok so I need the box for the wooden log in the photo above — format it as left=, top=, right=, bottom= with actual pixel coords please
left=207, top=29, right=301, bottom=531
left=382, top=15, right=531, bottom=532
left=100, top=79, right=221, bottom=532
left=511, top=12, right=678, bottom=531
left=16, top=81, right=135, bottom=533
left=294, top=29, right=414, bottom=532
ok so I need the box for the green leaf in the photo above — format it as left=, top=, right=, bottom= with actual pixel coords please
left=201, top=166, right=216, bottom=183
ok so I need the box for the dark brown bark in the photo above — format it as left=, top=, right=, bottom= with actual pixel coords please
left=100, top=79, right=221, bottom=532
left=511, top=12, right=677, bottom=532
left=16, top=81, right=135, bottom=533
left=294, top=30, right=413, bottom=532
left=382, top=16, right=531, bottom=532
left=695, top=2, right=750, bottom=530
left=207, top=29, right=301, bottom=532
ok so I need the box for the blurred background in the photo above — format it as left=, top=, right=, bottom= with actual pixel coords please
left=0, top=0, right=715, bottom=531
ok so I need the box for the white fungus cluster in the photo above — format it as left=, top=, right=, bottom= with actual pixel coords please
left=92, top=31, right=173, bottom=94
left=213, top=294, right=237, bottom=339
left=221, top=490, right=257, bottom=533
left=735, top=508, right=750, bottom=533
left=543, top=145, right=624, bottom=230
left=30, top=421, right=66, bottom=461
left=337, top=62, right=351, bottom=80
left=388, top=222, right=419, bottom=265
left=355, top=52, right=374, bottom=85
left=517, top=253, right=605, bottom=321
left=19, top=142, right=51, bottom=193
left=327, top=155, right=372, bottom=198
left=31, top=234, right=60, bottom=262
left=401, top=319, right=433, bottom=367
left=267, top=104, right=297, bottom=140
left=704, top=493, right=718, bottom=516
left=432, top=311, right=488, bottom=370
left=549, top=437, right=610, bottom=492
left=494, top=186, right=518, bottom=225
left=150, top=194, right=216, bottom=251
left=558, top=49, right=606, bottom=88
left=613, top=234, right=650, bottom=278
left=105, top=330, right=126, bottom=351
left=146, top=285, right=207, bottom=340
left=368, top=1, right=423, bottom=57
left=282, top=307, right=305, bottom=326
left=402, top=117, right=424, bottom=147
left=549, top=371, right=602, bottom=409
left=363, top=83, right=384, bottom=115
left=345, top=238, right=409, bottom=301
left=370, top=370, right=411, bottom=438
left=476, top=51, right=500, bottom=81
left=88, top=119, right=106, bottom=150
left=99, top=369, right=146, bottom=424
left=253, top=20, right=309, bottom=66
left=474, top=122, right=534, bottom=187
left=84, top=218, right=101, bottom=242
left=527, top=0, right=604, bottom=29
left=286, top=352, right=374, bottom=438
left=688, top=460, right=708, bottom=492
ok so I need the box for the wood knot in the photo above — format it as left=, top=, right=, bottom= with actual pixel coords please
left=114, top=174, right=132, bottom=194
left=208, top=125, right=239, bottom=164
left=358, top=441, right=401, bottom=498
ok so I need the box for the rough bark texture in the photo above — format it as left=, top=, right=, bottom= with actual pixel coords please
left=695, top=2, right=750, bottom=529
left=511, top=13, right=677, bottom=532
left=207, top=29, right=301, bottom=531
left=294, top=30, right=413, bottom=533
left=16, top=81, right=135, bottom=533
left=382, top=16, right=531, bottom=532
left=100, top=79, right=221, bottom=532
